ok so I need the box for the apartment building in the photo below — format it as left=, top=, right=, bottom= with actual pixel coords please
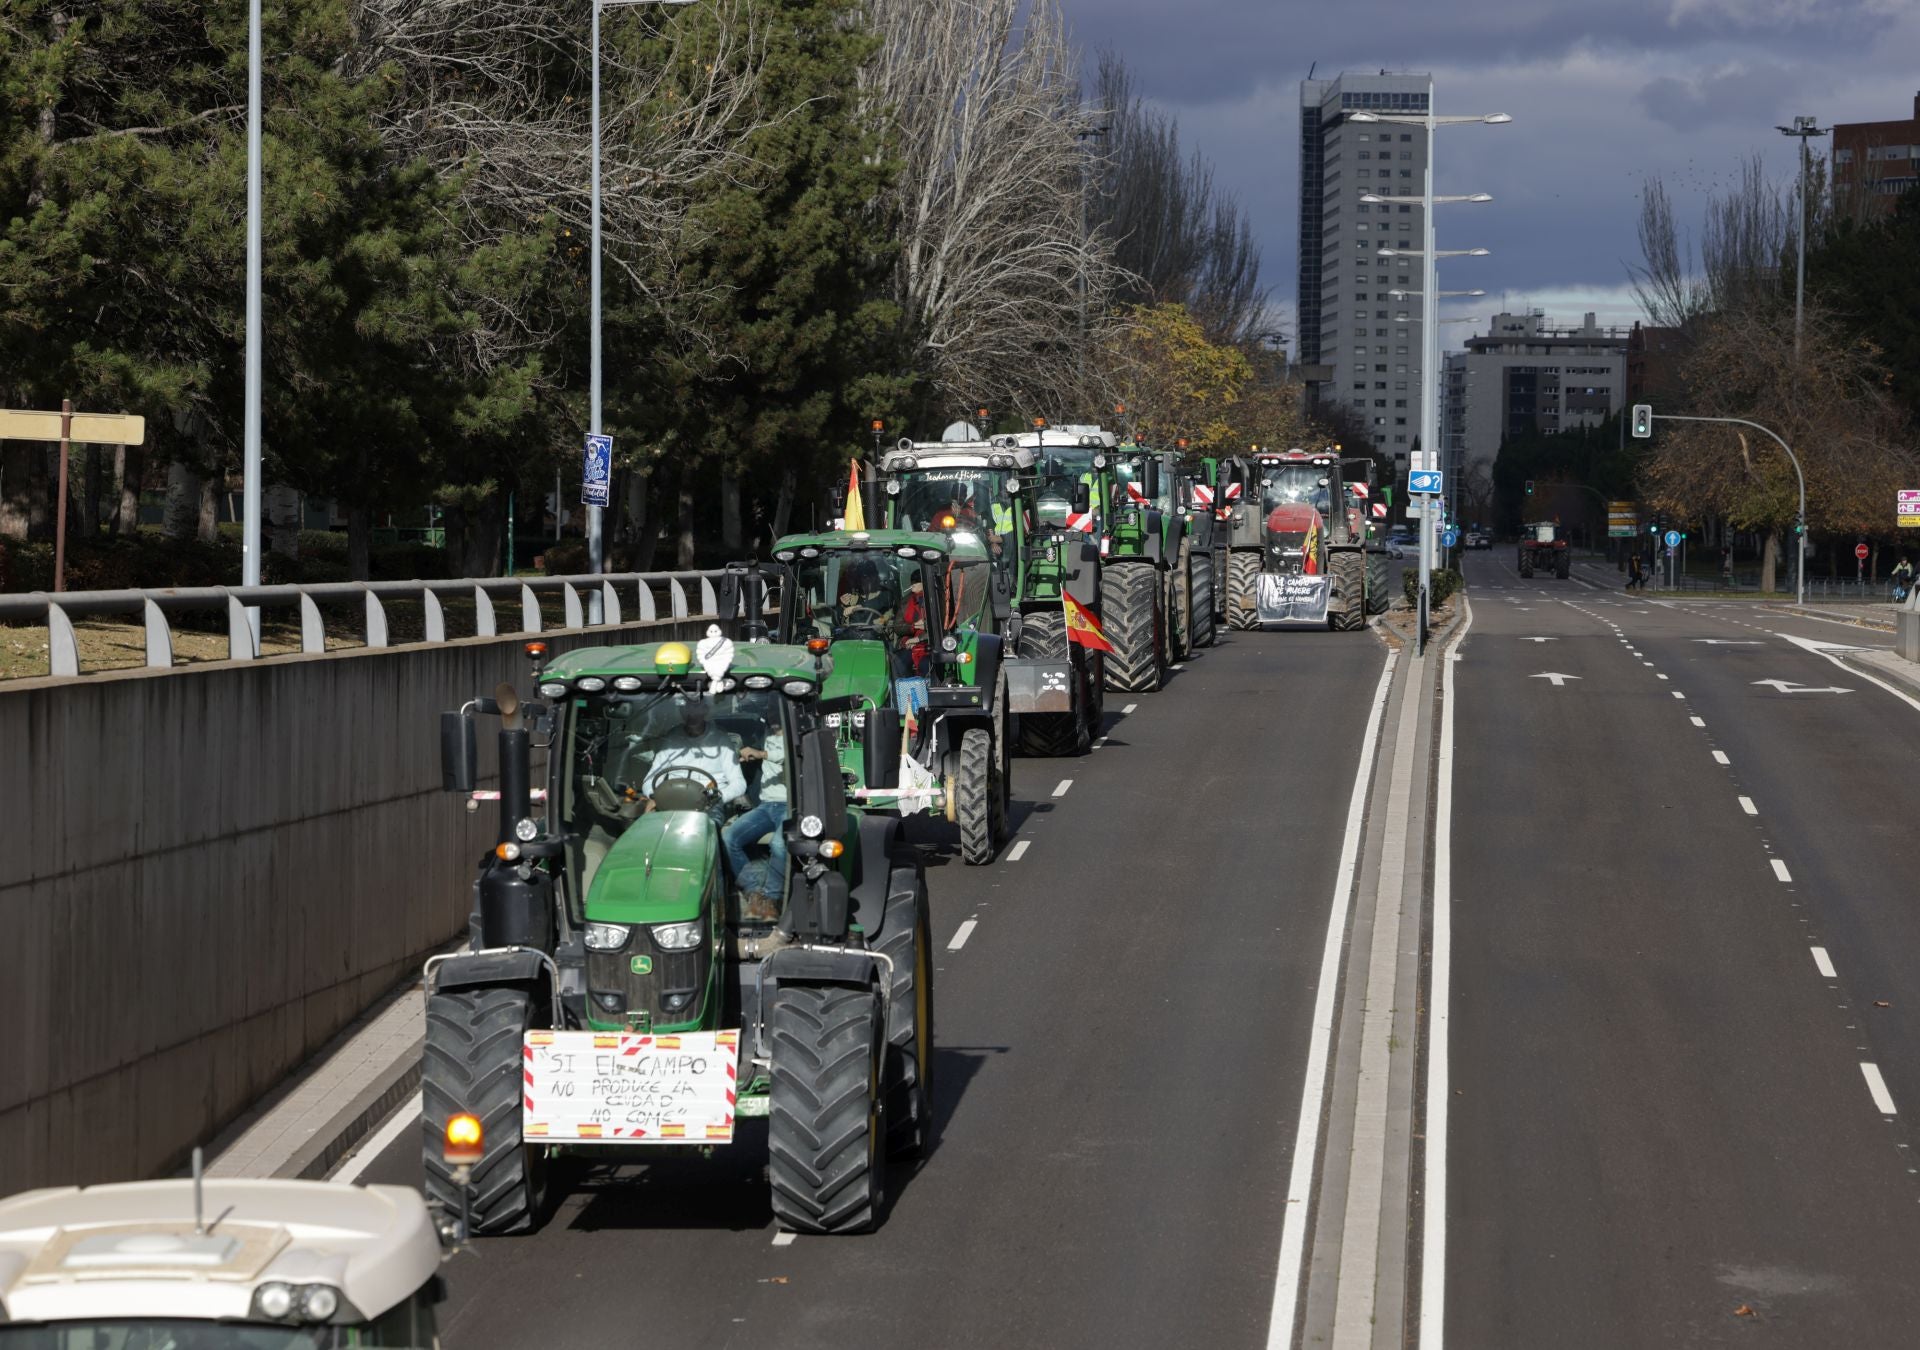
left=1447, top=311, right=1628, bottom=494
left=1832, top=92, right=1920, bottom=220
left=1297, top=71, right=1431, bottom=464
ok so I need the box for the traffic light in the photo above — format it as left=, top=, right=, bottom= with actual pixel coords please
left=1524, top=479, right=1535, bottom=496
left=1794, top=517, right=1806, bottom=536
left=1631, top=404, right=1653, bottom=438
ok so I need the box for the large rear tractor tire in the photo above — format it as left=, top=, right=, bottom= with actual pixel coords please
left=954, top=728, right=999, bottom=865
left=768, top=984, right=887, bottom=1234
left=1014, top=610, right=1090, bottom=757
left=1190, top=553, right=1217, bottom=648
left=1170, top=554, right=1193, bottom=662
left=874, top=870, right=933, bottom=1160
left=1517, top=550, right=1534, bottom=579
left=421, top=987, right=548, bottom=1237
left=1226, top=550, right=1262, bottom=630
left=1103, top=562, right=1165, bottom=692
left=1556, top=552, right=1571, bottom=580
left=1330, top=551, right=1367, bottom=631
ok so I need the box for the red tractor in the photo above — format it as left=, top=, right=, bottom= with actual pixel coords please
left=1517, top=521, right=1571, bottom=579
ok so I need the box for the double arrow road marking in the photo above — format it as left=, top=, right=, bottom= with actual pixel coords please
left=1752, top=679, right=1853, bottom=695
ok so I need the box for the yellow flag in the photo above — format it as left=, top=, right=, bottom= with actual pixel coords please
left=844, top=459, right=867, bottom=531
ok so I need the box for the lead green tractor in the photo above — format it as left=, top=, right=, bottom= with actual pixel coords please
left=876, top=434, right=1105, bottom=757
left=421, top=636, right=932, bottom=1237
left=758, top=528, right=1012, bottom=866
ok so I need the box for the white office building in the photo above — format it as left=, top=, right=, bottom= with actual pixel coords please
left=1297, top=71, right=1432, bottom=465
left=1444, top=311, right=1629, bottom=520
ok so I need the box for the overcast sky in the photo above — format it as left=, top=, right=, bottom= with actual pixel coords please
left=1067, top=0, right=1920, bottom=347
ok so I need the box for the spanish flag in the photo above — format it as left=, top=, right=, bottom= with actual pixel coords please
left=1063, top=594, right=1113, bottom=653
left=844, top=459, right=867, bottom=531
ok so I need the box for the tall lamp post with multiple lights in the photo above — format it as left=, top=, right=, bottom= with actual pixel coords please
left=1350, top=92, right=1508, bottom=654
left=1776, top=115, right=1828, bottom=360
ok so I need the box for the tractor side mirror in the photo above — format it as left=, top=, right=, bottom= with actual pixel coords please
left=795, top=727, right=850, bottom=843
left=717, top=569, right=744, bottom=624
left=1072, top=482, right=1091, bottom=514
left=863, top=715, right=903, bottom=790
left=440, top=712, right=476, bottom=794
left=1144, top=459, right=1162, bottom=499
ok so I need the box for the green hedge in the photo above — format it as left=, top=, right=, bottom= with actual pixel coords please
left=1402, top=567, right=1465, bottom=609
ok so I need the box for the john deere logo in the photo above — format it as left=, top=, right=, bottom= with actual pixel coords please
left=630, top=955, right=653, bottom=975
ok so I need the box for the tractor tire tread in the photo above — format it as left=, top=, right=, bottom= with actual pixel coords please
left=420, top=987, right=546, bottom=1236
left=1227, top=552, right=1262, bottom=630
left=768, top=986, right=885, bottom=1234
left=955, top=729, right=996, bottom=865
left=1103, top=562, right=1164, bottom=692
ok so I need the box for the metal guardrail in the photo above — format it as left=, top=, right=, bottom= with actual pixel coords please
left=0, top=571, right=730, bottom=677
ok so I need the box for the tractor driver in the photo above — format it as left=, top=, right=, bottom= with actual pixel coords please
left=837, top=558, right=896, bottom=632
left=634, top=696, right=759, bottom=822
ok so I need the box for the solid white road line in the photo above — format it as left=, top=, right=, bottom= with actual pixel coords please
left=1052, top=779, right=1072, bottom=798
left=1264, top=649, right=1400, bottom=1350
left=1739, top=796, right=1757, bottom=815
left=1418, top=593, right=1472, bottom=1350
left=771, top=1230, right=797, bottom=1247
left=1782, top=633, right=1920, bottom=715
left=1713, top=750, right=1730, bottom=765
left=331, top=1091, right=422, bottom=1185
left=1771, top=859, right=1793, bottom=882
left=1862, top=1062, right=1899, bottom=1115
left=947, top=919, right=978, bottom=951
left=1812, top=946, right=1837, bottom=979
left=1007, top=840, right=1031, bottom=861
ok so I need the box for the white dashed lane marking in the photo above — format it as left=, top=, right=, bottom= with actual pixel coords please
left=1739, top=796, right=1757, bottom=815
left=1691, top=716, right=1706, bottom=727
left=1007, top=840, right=1031, bottom=861
left=1863, top=1063, right=1899, bottom=1115
left=1713, top=750, right=1730, bottom=764
left=948, top=918, right=978, bottom=951
left=1812, top=946, right=1838, bottom=978
left=1122, top=703, right=1138, bottom=714
left=772, top=1231, right=797, bottom=1247
left=1052, top=779, right=1073, bottom=798
left=1771, top=859, right=1793, bottom=882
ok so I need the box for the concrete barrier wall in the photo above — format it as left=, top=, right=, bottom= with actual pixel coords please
left=0, top=620, right=706, bottom=1193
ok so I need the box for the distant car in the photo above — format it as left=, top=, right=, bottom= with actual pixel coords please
left=1385, top=538, right=1408, bottom=559
left=1465, top=531, right=1490, bottom=550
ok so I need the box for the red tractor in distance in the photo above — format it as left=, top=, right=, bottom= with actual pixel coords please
left=1517, top=521, right=1571, bottom=579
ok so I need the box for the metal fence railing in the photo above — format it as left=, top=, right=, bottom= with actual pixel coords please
left=0, top=571, right=731, bottom=678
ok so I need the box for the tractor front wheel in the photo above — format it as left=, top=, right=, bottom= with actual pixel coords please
left=875, top=869, right=934, bottom=1159
left=954, top=728, right=999, bottom=865
left=1190, top=552, right=1218, bottom=648
left=1227, top=551, right=1261, bottom=630
left=421, top=986, right=549, bottom=1237
left=1103, top=562, right=1165, bottom=692
left=768, top=984, right=887, bottom=1234
left=1014, top=610, right=1090, bottom=757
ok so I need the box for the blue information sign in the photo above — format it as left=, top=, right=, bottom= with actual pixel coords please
left=1409, top=469, right=1444, bottom=495
left=582, top=434, right=613, bottom=508
left=1663, top=529, right=1682, bottom=548
left=1442, top=528, right=1460, bottom=548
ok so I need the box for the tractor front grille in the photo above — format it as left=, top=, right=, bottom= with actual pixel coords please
left=586, top=933, right=707, bottom=1031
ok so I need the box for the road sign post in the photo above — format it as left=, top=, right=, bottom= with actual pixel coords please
left=0, top=405, right=148, bottom=593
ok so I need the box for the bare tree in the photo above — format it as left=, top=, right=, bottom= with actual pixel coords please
left=1090, top=51, right=1267, bottom=345
left=1627, top=177, right=1705, bottom=330
left=860, top=0, right=1122, bottom=417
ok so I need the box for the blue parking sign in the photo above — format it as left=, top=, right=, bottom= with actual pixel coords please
left=582, top=434, right=613, bottom=508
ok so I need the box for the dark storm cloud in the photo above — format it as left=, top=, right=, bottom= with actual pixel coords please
left=1640, top=63, right=1796, bottom=130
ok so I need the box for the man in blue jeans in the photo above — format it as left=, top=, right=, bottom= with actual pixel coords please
left=724, top=728, right=786, bottom=922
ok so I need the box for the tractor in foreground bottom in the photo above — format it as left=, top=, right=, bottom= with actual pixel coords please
left=1518, top=522, right=1571, bottom=578
left=422, top=636, right=932, bottom=1236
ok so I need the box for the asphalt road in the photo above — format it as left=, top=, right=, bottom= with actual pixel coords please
left=1444, top=551, right=1920, bottom=1346
left=350, top=623, right=1388, bottom=1349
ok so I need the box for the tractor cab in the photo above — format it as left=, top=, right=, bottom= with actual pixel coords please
left=771, top=529, right=1009, bottom=865
left=1254, top=451, right=1337, bottom=575
left=1018, top=426, right=1115, bottom=535
left=0, top=1176, right=448, bottom=1346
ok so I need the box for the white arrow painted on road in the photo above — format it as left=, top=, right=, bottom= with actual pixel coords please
left=1776, top=634, right=1867, bottom=654
left=1531, top=672, right=1582, bottom=686
left=1694, top=639, right=1762, bottom=645
left=1751, top=679, right=1853, bottom=694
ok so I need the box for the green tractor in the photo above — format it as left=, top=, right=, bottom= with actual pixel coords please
left=876, top=433, right=1105, bottom=757
left=422, top=635, right=932, bottom=1237
left=752, top=527, right=1012, bottom=866
left=1105, top=443, right=1217, bottom=687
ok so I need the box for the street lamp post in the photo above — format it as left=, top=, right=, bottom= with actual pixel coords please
left=1354, top=92, right=1507, bottom=655
left=1776, top=115, right=1828, bottom=361
left=591, top=0, right=698, bottom=590
left=1649, top=412, right=1807, bottom=605
left=242, top=0, right=264, bottom=636
left=1075, top=124, right=1110, bottom=395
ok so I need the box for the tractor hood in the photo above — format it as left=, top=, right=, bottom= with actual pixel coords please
left=583, top=811, right=716, bottom=925
left=822, top=638, right=893, bottom=709
left=1265, top=503, right=1323, bottom=538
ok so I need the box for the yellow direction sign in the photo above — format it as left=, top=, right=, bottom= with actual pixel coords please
left=0, top=408, right=147, bottom=445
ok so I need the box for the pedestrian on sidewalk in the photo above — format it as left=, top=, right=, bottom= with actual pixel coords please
left=1721, top=547, right=1734, bottom=584
left=1627, top=551, right=1644, bottom=590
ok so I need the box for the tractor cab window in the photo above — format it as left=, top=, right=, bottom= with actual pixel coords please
left=1260, top=465, right=1330, bottom=515
left=562, top=687, right=787, bottom=896
left=788, top=551, right=932, bottom=643
left=938, top=554, right=992, bottom=632
left=1112, top=456, right=1165, bottom=511
left=892, top=468, right=1007, bottom=537
left=1034, top=447, right=1099, bottom=526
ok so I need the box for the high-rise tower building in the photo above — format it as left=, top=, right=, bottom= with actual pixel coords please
left=1297, top=72, right=1431, bottom=464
